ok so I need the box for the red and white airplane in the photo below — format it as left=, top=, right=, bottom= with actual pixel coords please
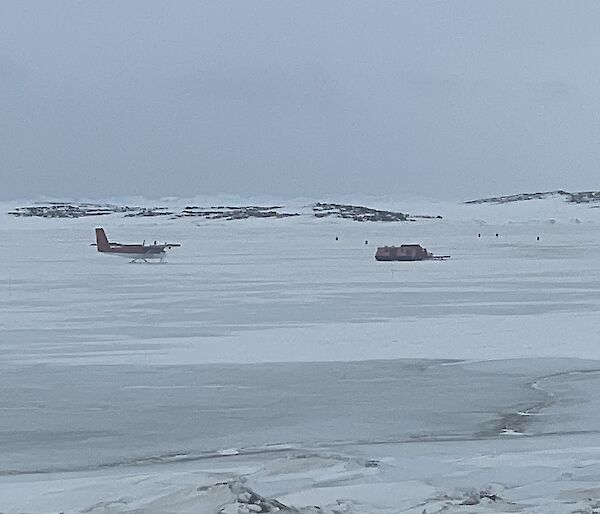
left=92, top=228, right=180, bottom=262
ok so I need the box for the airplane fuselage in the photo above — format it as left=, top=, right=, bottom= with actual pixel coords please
left=94, top=228, right=178, bottom=262
left=101, top=245, right=166, bottom=260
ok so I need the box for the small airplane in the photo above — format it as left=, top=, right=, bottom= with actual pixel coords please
left=92, top=228, right=180, bottom=263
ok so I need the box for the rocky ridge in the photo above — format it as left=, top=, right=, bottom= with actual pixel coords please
left=8, top=202, right=441, bottom=222
left=7, top=202, right=149, bottom=218
left=466, top=190, right=600, bottom=205
left=180, top=206, right=299, bottom=220
left=313, top=202, right=409, bottom=222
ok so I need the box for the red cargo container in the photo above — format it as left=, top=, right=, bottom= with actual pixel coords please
left=375, top=244, right=433, bottom=261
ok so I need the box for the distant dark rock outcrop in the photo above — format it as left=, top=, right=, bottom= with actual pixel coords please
left=312, top=203, right=410, bottom=222
left=178, top=206, right=300, bottom=220
left=124, top=208, right=174, bottom=217
left=466, top=190, right=600, bottom=205
left=8, top=203, right=143, bottom=218
left=7, top=203, right=300, bottom=220
left=568, top=191, right=600, bottom=203
left=8, top=202, right=442, bottom=222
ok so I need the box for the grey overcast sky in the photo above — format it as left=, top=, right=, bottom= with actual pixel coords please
left=1, top=1, right=600, bottom=201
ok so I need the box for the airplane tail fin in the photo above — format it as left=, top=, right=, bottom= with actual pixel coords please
left=95, top=228, right=110, bottom=251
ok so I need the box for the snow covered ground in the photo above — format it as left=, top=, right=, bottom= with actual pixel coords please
left=1, top=196, right=600, bottom=513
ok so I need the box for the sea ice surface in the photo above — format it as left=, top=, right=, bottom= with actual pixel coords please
left=1, top=197, right=600, bottom=513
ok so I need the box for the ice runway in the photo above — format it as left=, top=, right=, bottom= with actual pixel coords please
left=2, top=197, right=600, bottom=512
